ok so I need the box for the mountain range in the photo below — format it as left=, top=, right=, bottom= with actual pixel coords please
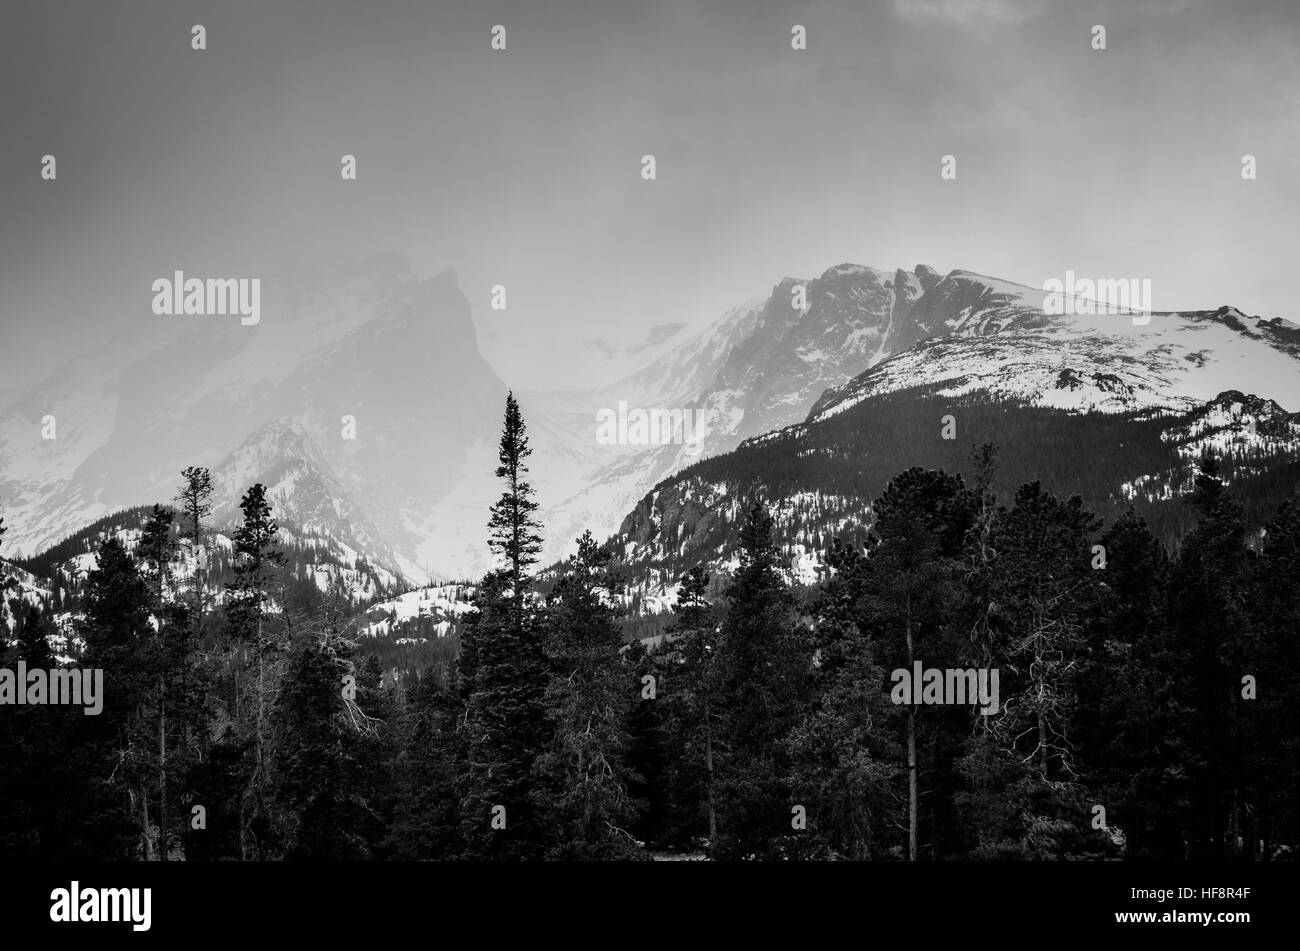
left=4, top=254, right=1300, bottom=636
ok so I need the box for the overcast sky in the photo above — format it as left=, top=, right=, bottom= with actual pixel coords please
left=2, top=0, right=1297, bottom=393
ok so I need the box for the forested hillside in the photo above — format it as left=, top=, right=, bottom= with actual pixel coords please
left=3, top=394, right=1297, bottom=861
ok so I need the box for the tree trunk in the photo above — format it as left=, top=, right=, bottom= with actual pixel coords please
left=159, top=675, right=167, bottom=861
left=138, top=786, right=156, bottom=861
left=704, top=693, right=717, bottom=856
left=907, top=709, right=918, bottom=862
left=906, top=609, right=918, bottom=862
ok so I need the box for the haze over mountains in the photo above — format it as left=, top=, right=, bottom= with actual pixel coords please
left=4, top=252, right=1300, bottom=595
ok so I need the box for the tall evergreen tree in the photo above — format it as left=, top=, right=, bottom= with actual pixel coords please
left=787, top=539, right=899, bottom=859
left=175, top=467, right=213, bottom=544
left=863, top=468, right=975, bottom=860
left=71, top=537, right=155, bottom=858
left=0, top=603, right=56, bottom=858
left=623, top=637, right=671, bottom=850
left=387, top=671, right=464, bottom=859
left=534, top=532, right=641, bottom=858
left=226, top=483, right=286, bottom=860
left=457, top=392, right=549, bottom=858
left=1252, top=490, right=1300, bottom=857
left=711, top=502, right=806, bottom=860
left=490, top=391, right=544, bottom=618
left=268, top=620, right=377, bottom=860
left=13, top=601, right=56, bottom=669
left=1074, top=510, right=1173, bottom=859
left=136, top=503, right=187, bottom=859
left=1166, top=454, right=1256, bottom=859
left=966, top=482, right=1103, bottom=859
left=659, top=566, right=721, bottom=854
left=175, top=467, right=214, bottom=637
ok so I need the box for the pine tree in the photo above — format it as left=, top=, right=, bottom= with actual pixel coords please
left=489, top=391, right=543, bottom=618
left=534, top=532, right=641, bottom=858
left=226, top=483, right=286, bottom=860
left=991, top=483, right=1100, bottom=783
left=74, top=537, right=156, bottom=858
left=1253, top=491, right=1300, bottom=856
left=787, top=539, right=899, bottom=859
left=711, top=502, right=806, bottom=860
left=175, top=467, right=214, bottom=637
left=268, top=623, right=375, bottom=860
left=972, top=481, right=1102, bottom=859
left=351, top=652, right=398, bottom=857
left=1167, top=454, right=1255, bottom=859
left=175, top=467, right=213, bottom=544
left=1074, top=510, right=1171, bottom=858
left=659, top=565, right=721, bottom=854
left=136, top=503, right=184, bottom=859
left=0, top=603, right=56, bottom=858
left=13, top=602, right=56, bottom=669
left=387, top=671, right=464, bottom=859
left=458, top=393, right=550, bottom=858
left=862, top=468, right=975, bottom=860
left=623, top=637, right=670, bottom=850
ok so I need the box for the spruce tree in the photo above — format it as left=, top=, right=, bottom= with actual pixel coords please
left=14, top=602, right=56, bottom=669
left=623, top=637, right=670, bottom=851
left=862, top=468, right=975, bottom=860
left=72, top=537, right=155, bottom=858
left=458, top=392, right=549, bottom=858
left=387, top=672, right=464, bottom=859
left=490, top=391, right=543, bottom=616
left=1167, top=454, right=1255, bottom=859
left=268, top=626, right=374, bottom=860
left=972, top=481, right=1102, bottom=859
left=0, top=603, right=56, bottom=858
left=1253, top=491, right=1300, bottom=856
left=136, top=503, right=184, bottom=859
left=175, top=467, right=214, bottom=544
left=659, top=566, right=721, bottom=854
left=787, top=539, right=898, bottom=859
left=712, top=502, right=805, bottom=860
left=175, top=467, right=214, bottom=637
left=1074, top=510, right=1171, bottom=859
left=226, top=483, right=286, bottom=860
left=534, top=532, right=641, bottom=858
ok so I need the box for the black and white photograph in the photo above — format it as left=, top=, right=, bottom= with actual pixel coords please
left=1, top=0, right=1296, bottom=936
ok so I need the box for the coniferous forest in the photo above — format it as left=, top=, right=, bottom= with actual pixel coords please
left=2, top=392, right=1298, bottom=863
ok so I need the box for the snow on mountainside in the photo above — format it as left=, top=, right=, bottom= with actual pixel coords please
left=7, top=252, right=1300, bottom=590
left=528, top=268, right=1300, bottom=576
left=0, top=254, right=506, bottom=582
left=51, top=519, right=400, bottom=609
left=810, top=303, right=1300, bottom=422
left=3, top=506, right=406, bottom=658
left=207, top=419, right=417, bottom=584
left=606, top=383, right=1300, bottom=629
left=1, top=558, right=51, bottom=630
left=524, top=263, right=999, bottom=562
left=518, top=297, right=770, bottom=563
left=1163, top=391, right=1300, bottom=460
left=1116, top=390, right=1300, bottom=505
left=0, top=557, right=77, bottom=662
left=359, top=582, right=476, bottom=641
